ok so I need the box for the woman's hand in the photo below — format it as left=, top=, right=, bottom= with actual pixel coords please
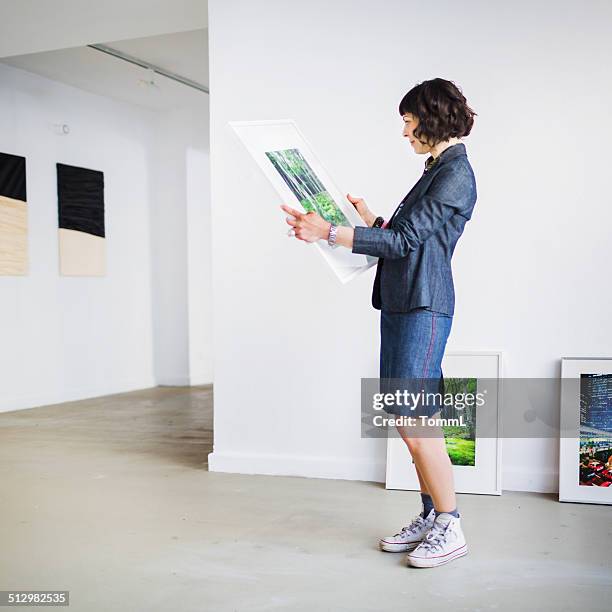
left=346, top=193, right=376, bottom=227
left=280, top=204, right=331, bottom=243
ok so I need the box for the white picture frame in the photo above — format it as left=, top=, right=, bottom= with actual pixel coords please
left=385, top=351, right=503, bottom=496
left=559, top=358, right=612, bottom=505
left=229, top=119, right=377, bottom=283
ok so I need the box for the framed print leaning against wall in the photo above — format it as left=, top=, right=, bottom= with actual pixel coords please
left=385, top=351, right=503, bottom=496
left=560, top=358, right=612, bottom=505
left=230, top=119, right=377, bottom=283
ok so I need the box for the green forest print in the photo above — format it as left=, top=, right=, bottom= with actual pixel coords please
left=441, top=378, right=477, bottom=466
left=265, top=148, right=350, bottom=227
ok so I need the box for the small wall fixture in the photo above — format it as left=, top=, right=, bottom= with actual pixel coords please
left=53, top=123, right=70, bottom=135
left=138, top=67, right=160, bottom=90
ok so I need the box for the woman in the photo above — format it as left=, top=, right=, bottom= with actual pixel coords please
left=281, top=78, right=477, bottom=568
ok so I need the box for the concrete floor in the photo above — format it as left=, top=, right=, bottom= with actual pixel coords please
left=0, top=387, right=610, bottom=612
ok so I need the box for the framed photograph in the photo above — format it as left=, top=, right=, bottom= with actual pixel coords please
left=385, top=351, right=503, bottom=495
left=559, top=358, right=612, bottom=504
left=230, top=119, right=377, bottom=283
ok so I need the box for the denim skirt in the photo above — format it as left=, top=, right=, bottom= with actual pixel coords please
left=379, top=307, right=453, bottom=418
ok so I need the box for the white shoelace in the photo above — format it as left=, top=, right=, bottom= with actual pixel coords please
left=396, top=514, right=425, bottom=537
left=418, top=523, right=449, bottom=551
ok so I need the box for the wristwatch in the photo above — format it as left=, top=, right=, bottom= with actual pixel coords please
left=327, top=223, right=338, bottom=247
left=372, top=216, right=385, bottom=228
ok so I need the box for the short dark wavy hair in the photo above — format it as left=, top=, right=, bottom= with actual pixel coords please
left=399, top=78, right=476, bottom=146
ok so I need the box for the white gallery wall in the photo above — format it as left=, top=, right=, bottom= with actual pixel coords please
left=0, top=62, right=213, bottom=411
left=0, top=63, right=156, bottom=410
left=150, top=103, right=213, bottom=386
left=207, top=0, right=612, bottom=492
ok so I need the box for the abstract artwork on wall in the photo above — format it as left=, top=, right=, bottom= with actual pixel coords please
left=57, top=163, right=105, bottom=276
left=0, top=152, right=28, bottom=275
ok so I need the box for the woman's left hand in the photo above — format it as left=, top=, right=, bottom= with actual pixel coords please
left=280, top=204, right=331, bottom=243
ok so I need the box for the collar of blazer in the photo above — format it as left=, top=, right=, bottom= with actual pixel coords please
left=388, top=143, right=467, bottom=227
left=424, top=142, right=466, bottom=172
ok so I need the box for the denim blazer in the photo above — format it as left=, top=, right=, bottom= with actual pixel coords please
left=351, top=142, right=477, bottom=315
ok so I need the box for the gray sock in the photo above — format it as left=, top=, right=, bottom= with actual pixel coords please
left=434, top=507, right=460, bottom=518
left=420, top=493, right=434, bottom=518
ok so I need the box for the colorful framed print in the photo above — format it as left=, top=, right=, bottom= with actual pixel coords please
left=560, top=358, right=612, bottom=504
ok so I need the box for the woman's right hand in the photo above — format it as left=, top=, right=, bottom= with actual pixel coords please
left=346, top=193, right=376, bottom=227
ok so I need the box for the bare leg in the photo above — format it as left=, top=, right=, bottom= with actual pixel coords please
left=396, top=421, right=456, bottom=513
left=414, top=459, right=429, bottom=495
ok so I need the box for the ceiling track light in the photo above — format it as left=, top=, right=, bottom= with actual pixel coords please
left=87, top=43, right=209, bottom=94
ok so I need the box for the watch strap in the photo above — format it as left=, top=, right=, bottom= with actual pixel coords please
left=327, top=223, right=338, bottom=247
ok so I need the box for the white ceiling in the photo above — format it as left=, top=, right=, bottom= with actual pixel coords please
left=1, top=29, right=209, bottom=111
left=0, top=0, right=208, bottom=59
